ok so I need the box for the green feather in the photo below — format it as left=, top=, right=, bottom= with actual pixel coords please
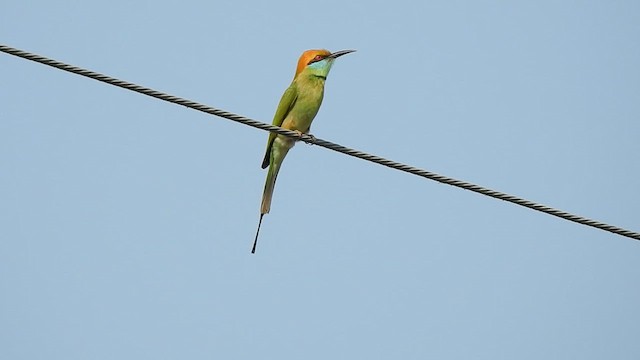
left=253, top=49, right=354, bottom=253
left=261, top=84, right=298, bottom=169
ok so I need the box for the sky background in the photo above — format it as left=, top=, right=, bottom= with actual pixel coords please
left=2, top=1, right=640, bottom=359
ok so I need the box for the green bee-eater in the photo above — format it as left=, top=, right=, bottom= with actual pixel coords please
left=252, top=49, right=355, bottom=253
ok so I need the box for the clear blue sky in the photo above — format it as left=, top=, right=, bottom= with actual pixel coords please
left=2, top=1, right=639, bottom=359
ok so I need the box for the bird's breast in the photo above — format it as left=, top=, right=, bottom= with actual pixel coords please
left=282, top=81, right=325, bottom=132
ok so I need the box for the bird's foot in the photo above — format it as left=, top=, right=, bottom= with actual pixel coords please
left=291, top=130, right=316, bottom=145
left=305, top=133, right=316, bottom=145
left=292, top=130, right=305, bottom=140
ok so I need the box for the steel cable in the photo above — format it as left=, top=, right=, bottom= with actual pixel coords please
left=2, top=44, right=638, bottom=241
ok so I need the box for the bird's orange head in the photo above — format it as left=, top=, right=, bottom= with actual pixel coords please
left=293, top=49, right=355, bottom=79
left=294, top=49, right=332, bottom=78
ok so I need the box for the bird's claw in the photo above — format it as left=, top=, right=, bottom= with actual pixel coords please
left=305, top=134, right=317, bottom=145
left=292, top=131, right=316, bottom=145
left=292, top=130, right=305, bottom=140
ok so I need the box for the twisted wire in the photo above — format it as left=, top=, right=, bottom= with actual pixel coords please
left=2, top=44, right=638, bottom=241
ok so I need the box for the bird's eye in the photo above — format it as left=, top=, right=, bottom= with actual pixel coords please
left=308, top=54, right=325, bottom=65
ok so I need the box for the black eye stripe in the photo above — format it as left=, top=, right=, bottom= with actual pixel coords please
left=307, top=55, right=326, bottom=65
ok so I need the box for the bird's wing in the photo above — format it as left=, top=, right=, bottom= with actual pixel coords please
left=261, top=84, right=298, bottom=169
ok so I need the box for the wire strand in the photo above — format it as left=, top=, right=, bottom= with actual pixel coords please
left=2, top=43, right=638, bottom=242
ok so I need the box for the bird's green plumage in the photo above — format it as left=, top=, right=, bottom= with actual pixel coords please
left=252, top=49, right=354, bottom=253
left=261, top=85, right=297, bottom=169
left=259, top=70, right=327, bottom=215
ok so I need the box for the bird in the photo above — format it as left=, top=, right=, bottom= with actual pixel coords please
left=251, top=49, right=355, bottom=253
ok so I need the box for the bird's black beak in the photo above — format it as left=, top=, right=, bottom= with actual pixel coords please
left=328, top=49, right=356, bottom=59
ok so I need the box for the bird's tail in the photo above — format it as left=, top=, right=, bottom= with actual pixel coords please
left=261, top=160, right=281, bottom=215
left=252, top=155, right=284, bottom=254
left=252, top=214, right=264, bottom=254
